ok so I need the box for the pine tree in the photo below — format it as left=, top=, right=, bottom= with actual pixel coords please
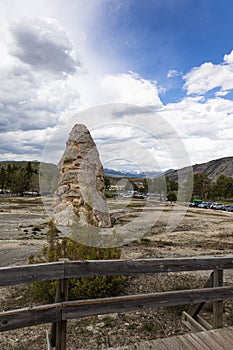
left=0, top=166, right=6, bottom=192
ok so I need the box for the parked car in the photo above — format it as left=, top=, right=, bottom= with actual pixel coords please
left=212, top=203, right=224, bottom=210
left=206, top=202, right=214, bottom=208
left=222, top=204, right=232, bottom=211
left=209, top=202, right=218, bottom=209
left=226, top=205, right=233, bottom=212
left=189, top=199, right=202, bottom=207
left=197, top=202, right=209, bottom=208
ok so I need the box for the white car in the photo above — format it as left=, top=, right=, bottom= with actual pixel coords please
left=212, top=203, right=223, bottom=210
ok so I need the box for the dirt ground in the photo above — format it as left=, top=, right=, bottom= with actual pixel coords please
left=1, top=196, right=233, bottom=349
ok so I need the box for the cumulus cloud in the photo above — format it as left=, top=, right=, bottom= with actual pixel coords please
left=10, top=17, right=81, bottom=75
left=0, top=61, right=81, bottom=133
left=0, top=17, right=83, bottom=159
left=1, top=4, right=233, bottom=170
left=161, top=95, right=233, bottom=165
left=70, top=71, right=163, bottom=111
left=223, top=51, right=233, bottom=64
left=100, top=72, right=162, bottom=107
left=184, top=50, right=233, bottom=95
left=0, top=128, right=54, bottom=161
left=0, top=17, right=82, bottom=139
left=41, top=103, right=190, bottom=174
left=0, top=21, right=163, bottom=160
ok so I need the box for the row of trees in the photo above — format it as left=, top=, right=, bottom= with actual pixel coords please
left=1, top=162, right=233, bottom=200
left=105, top=172, right=233, bottom=202
left=192, top=173, right=233, bottom=200
left=145, top=173, right=233, bottom=201
left=0, top=162, right=39, bottom=195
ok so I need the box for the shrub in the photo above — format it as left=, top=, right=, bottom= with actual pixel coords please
left=29, top=221, right=126, bottom=303
left=167, top=191, right=177, bottom=202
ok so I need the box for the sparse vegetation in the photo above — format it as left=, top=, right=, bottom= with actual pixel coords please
left=28, top=221, right=126, bottom=303
left=2, top=192, right=233, bottom=349
left=167, top=191, right=177, bottom=202
left=142, top=321, right=156, bottom=333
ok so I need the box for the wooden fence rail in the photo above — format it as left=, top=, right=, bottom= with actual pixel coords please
left=1, top=255, right=233, bottom=286
left=1, top=286, right=233, bottom=332
left=1, top=255, right=233, bottom=349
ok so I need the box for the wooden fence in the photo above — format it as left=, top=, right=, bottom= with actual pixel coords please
left=1, top=255, right=233, bottom=349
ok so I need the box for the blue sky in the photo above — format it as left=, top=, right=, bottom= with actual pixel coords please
left=1, top=0, right=233, bottom=171
left=93, top=0, right=233, bottom=102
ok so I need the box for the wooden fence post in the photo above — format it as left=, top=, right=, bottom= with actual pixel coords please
left=213, top=269, right=223, bottom=329
left=51, top=260, right=69, bottom=350
left=46, top=329, right=53, bottom=350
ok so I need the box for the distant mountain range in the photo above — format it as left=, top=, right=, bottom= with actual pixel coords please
left=103, top=168, right=171, bottom=178
left=0, top=161, right=170, bottom=179
left=104, top=156, right=233, bottom=180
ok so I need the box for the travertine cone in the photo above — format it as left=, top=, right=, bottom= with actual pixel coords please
left=54, top=124, right=111, bottom=228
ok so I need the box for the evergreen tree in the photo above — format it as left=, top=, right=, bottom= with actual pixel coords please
left=192, top=173, right=210, bottom=199
left=26, top=161, right=33, bottom=176
left=0, top=166, right=6, bottom=192
left=166, top=177, right=178, bottom=192
left=143, top=178, right=148, bottom=193
left=167, top=191, right=177, bottom=203
left=6, top=164, right=12, bottom=190
left=104, top=176, right=111, bottom=189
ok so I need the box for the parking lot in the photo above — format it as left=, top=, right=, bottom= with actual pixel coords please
left=189, top=200, right=233, bottom=212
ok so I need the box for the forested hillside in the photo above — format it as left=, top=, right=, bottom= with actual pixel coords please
left=0, top=161, right=58, bottom=195
left=167, top=156, right=233, bottom=200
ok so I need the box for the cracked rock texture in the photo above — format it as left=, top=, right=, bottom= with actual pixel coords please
left=54, top=124, right=111, bottom=229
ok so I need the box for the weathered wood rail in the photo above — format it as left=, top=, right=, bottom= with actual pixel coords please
left=1, top=255, right=233, bottom=349
left=1, top=255, right=233, bottom=286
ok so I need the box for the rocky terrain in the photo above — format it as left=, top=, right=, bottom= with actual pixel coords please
left=0, top=196, right=233, bottom=349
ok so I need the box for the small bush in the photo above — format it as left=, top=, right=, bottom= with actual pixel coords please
left=140, top=238, right=151, bottom=244
left=29, top=221, right=126, bottom=303
left=102, top=316, right=114, bottom=328
left=142, top=321, right=156, bottom=332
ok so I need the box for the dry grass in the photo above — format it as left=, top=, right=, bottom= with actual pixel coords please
left=1, top=197, right=233, bottom=349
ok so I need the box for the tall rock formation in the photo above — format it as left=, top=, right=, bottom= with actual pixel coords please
left=54, top=124, right=111, bottom=230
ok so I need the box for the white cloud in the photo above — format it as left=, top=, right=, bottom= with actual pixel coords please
left=64, top=71, right=163, bottom=112
left=0, top=12, right=163, bottom=162
left=0, top=16, right=85, bottom=139
left=215, top=90, right=230, bottom=97
left=9, top=17, right=81, bottom=76
left=0, top=128, right=54, bottom=161
left=167, top=69, right=181, bottom=79
left=161, top=95, right=233, bottom=165
left=41, top=104, right=190, bottom=173
left=99, top=72, right=162, bottom=108
left=184, top=50, right=233, bottom=95
left=223, top=51, right=233, bottom=64
left=0, top=1, right=233, bottom=172
left=0, top=59, right=81, bottom=133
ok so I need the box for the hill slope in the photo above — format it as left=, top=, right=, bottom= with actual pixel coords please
left=192, top=156, right=233, bottom=180
left=169, top=156, right=233, bottom=181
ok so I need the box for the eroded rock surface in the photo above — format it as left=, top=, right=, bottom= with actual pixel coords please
left=54, top=124, right=111, bottom=229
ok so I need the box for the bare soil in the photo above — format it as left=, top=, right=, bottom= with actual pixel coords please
left=1, top=196, right=233, bottom=349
